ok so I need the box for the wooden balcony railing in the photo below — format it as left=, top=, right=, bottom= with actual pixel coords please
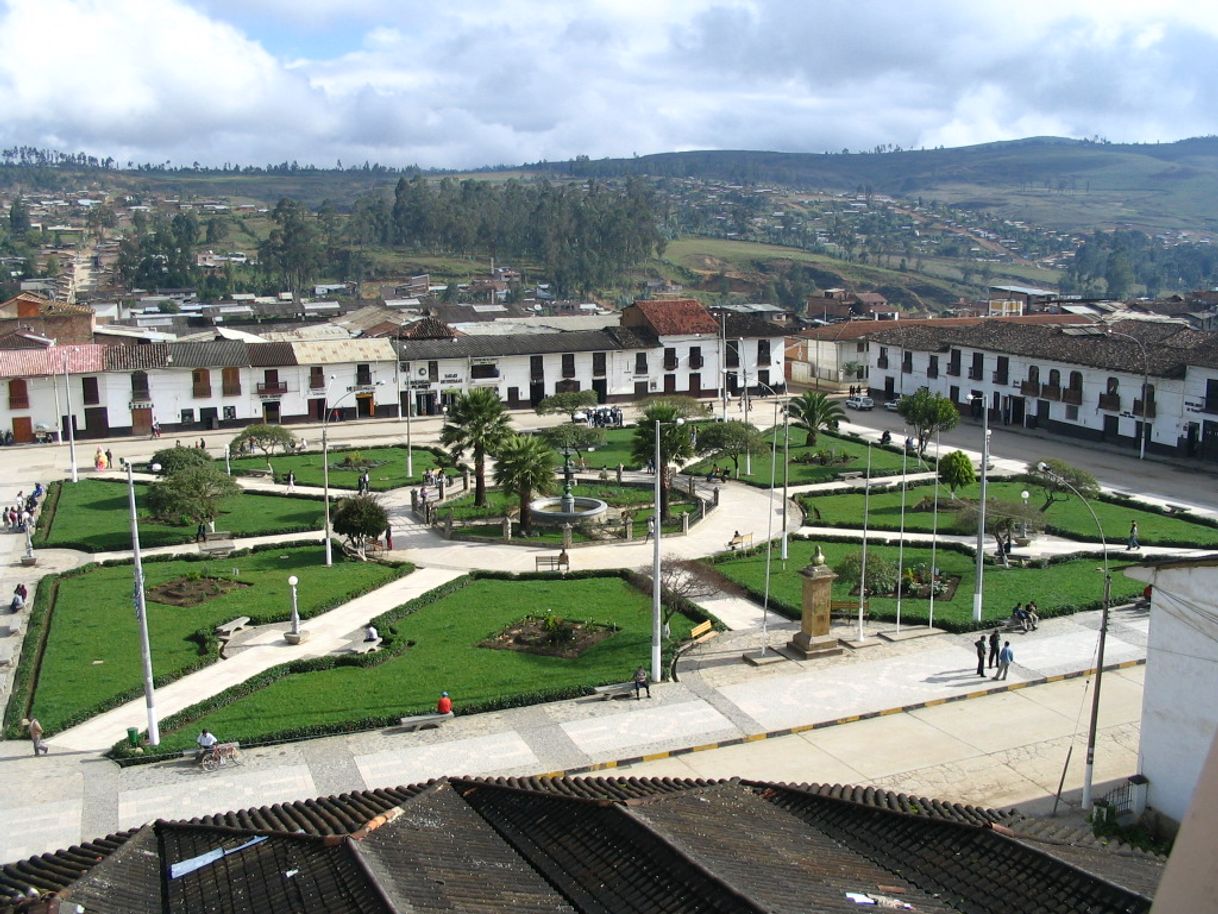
left=257, top=382, right=288, bottom=396
left=1019, top=380, right=1040, bottom=397
left=222, top=383, right=242, bottom=397
left=1133, top=398, right=1156, bottom=419
left=1062, top=388, right=1083, bottom=406
left=192, top=384, right=212, bottom=399
left=1041, top=383, right=1061, bottom=401
left=1098, top=393, right=1121, bottom=412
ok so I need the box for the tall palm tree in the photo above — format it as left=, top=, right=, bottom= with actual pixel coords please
left=493, top=434, right=556, bottom=535
left=440, top=388, right=511, bottom=507
left=787, top=391, right=845, bottom=447
left=631, top=400, right=697, bottom=520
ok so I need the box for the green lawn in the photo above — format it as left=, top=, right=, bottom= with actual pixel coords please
left=35, top=479, right=324, bottom=552
left=800, top=480, right=1218, bottom=547
left=555, top=426, right=641, bottom=470
left=711, top=539, right=1142, bottom=630
left=154, top=576, right=693, bottom=750
left=690, top=431, right=916, bottom=486
left=227, top=446, right=448, bottom=491
left=30, top=547, right=406, bottom=733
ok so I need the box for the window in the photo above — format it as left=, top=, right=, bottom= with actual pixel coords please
left=471, top=362, right=499, bottom=379
left=949, top=385, right=960, bottom=403
left=1049, top=369, right=1061, bottom=387
left=309, top=366, right=325, bottom=390
left=529, top=356, right=543, bottom=381
left=258, top=369, right=286, bottom=396
left=758, top=340, right=770, bottom=364
left=927, top=355, right=939, bottom=378
left=7, top=379, right=28, bottom=410
left=688, top=346, right=703, bottom=370
left=192, top=368, right=211, bottom=399
left=635, top=352, right=648, bottom=374
left=856, top=341, right=866, bottom=353
left=1068, top=371, right=1083, bottom=390
left=81, top=376, right=99, bottom=406
left=664, top=347, right=678, bottom=371
left=901, top=351, right=913, bottom=373
left=1027, top=365, right=1040, bottom=385
left=132, top=371, right=150, bottom=400
left=180, top=408, right=195, bottom=424
left=947, top=348, right=961, bottom=376
left=592, top=352, right=606, bottom=377
left=1066, top=404, right=1079, bottom=421
left=222, top=367, right=241, bottom=396
left=428, top=361, right=440, bottom=382
left=993, top=356, right=1009, bottom=385
left=356, top=363, right=372, bottom=386
left=1106, top=377, right=1119, bottom=395
left=223, top=406, right=237, bottom=420
left=969, top=352, right=984, bottom=380
left=726, top=339, right=740, bottom=368
left=562, top=353, right=576, bottom=378
left=876, top=346, right=889, bottom=369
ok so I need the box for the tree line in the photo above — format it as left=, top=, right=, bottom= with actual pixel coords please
left=1062, top=229, right=1218, bottom=298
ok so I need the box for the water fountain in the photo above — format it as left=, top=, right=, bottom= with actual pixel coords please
left=528, top=447, right=608, bottom=526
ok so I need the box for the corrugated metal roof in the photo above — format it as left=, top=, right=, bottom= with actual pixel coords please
left=292, top=339, right=397, bottom=364
left=168, top=341, right=249, bottom=368
left=392, top=328, right=646, bottom=361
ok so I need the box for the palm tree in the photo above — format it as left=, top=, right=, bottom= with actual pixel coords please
left=787, top=391, right=845, bottom=447
left=631, top=400, right=698, bottom=520
left=493, top=434, right=556, bottom=535
left=440, top=388, right=511, bottom=507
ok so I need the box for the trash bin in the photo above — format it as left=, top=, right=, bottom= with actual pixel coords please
left=126, top=727, right=140, bottom=747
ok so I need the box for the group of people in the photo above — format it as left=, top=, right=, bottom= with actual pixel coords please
left=10, top=582, right=28, bottom=613
left=975, top=630, right=1016, bottom=680
left=848, top=385, right=870, bottom=397
left=704, top=464, right=731, bottom=483
left=8, top=483, right=43, bottom=534
left=356, top=471, right=372, bottom=494
left=1010, top=601, right=1040, bottom=633
left=583, top=406, right=623, bottom=428
left=93, top=447, right=113, bottom=472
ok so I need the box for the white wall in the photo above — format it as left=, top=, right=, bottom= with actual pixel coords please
left=1129, top=563, right=1218, bottom=825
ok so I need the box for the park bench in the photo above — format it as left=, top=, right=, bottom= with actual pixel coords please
left=727, top=532, right=754, bottom=551
left=350, top=637, right=382, bottom=654
left=215, top=616, right=251, bottom=639
left=203, top=530, right=232, bottom=542
left=535, top=553, right=570, bottom=573
left=686, top=620, right=719, bottom=645
left=397, top=711, right=453, bottom=732
left=830, top=599, right=868, bottom=621
left=242, top=468, right=272, bottom=479
left=1164, top=504, right=1190, bottom=516
left=838, top=471, right=864, bottom=481
left=592, top=681, right=637, bottom=700
left=199, top=539, right=235, bottom=558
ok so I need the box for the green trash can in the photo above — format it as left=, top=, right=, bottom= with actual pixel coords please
left=126, top=727, right=140, bottom=747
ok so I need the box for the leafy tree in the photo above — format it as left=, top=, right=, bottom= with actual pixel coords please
left=147, top=465, right=240, bottom=526
left=229, top=423, right=297, bottom=459
left=151, top=446, right=212, bottom=475
left=493, top=433, right=556, bottom=535
left=631, top=399, right=703, bottom=519
left=896, top=389, right=959, bottom=456
left=786, top=391, right=844, bottom=446
left=332, top=494, right=389, bottom=557
left=1026, top=458, right=1099, bottom=512
left=835, top=550, right=900, bottom=597
left=8, top=200, right=29, bottom=235
left=258, top=198, right=322, bottom=296
left=696, top=420, right=765, bottom=477
left=440, top=387, right=511, bottom=507
left=539, top=424, right=603, bottom=461
left=938, top=450, right=975, bottom=497
left=205, top=216, right=230, bottom=244
left=535, top=390, right=599, bottom=422
left=954, top=498, right=1041, bottom=552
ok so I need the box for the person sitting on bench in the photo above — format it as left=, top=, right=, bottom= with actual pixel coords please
left=632, top=665, right=651, bottom=699
left=10, top=592, right=24, bottom=613
left=364, top=624, right=379, bottom=642
left=436, top=691, right=453, bottom=714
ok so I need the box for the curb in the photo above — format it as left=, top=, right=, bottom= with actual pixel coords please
left=541, top=657, right=1146, bottom=778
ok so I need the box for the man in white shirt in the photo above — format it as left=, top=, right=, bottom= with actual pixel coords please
left=195, top=729, right=217, bottom=762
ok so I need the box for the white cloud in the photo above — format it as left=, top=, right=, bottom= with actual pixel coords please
left=0, top=0, right=1216, bottom=168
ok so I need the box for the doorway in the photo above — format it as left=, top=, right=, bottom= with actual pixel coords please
left=357, top=394, right=374, bottom=418
left=262, top=401, right=281, bottom=424
left=11, top=417, right=32, bottom=443
left=132, top=407, right=153, bottom=437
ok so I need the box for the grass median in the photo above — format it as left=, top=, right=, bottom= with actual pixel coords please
left=689, top=430, right=914, bottom=487
left=149, top=575, right=694, bottom=751
left=35, top=479, right=324, bottom=552
left=26, top=546, right=406, bottom=735
left=710, top=538, right=1142, bottom=630
left=227, top=445, right=448, bottom=491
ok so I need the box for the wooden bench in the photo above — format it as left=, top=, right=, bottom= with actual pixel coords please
left=535, top=553, right=570, bottom=573
left=242, top=469, right=272, bottom=479
left=199, top=540, right=235, bottom=558
left=203, top=530, right=232, bottom=542
left=838, top=471, right=864, bottom=481
left=397, top=711, right=453, bottom=732
left=350, top=637, right=382, bottom=654
left=830, top=599, right=868, bottom=620
left=592, top=681, right=637, bottom=700
left=727, top=532, right=754, bottom=551
left=215, top=616, right=251, bottom=638
left=1164, top=504, right=1190, bottom=516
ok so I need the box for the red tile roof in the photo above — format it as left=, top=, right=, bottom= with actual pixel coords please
left=626, top=299, right=719, bottom=336
left=0, top=344, right=109, bottom=379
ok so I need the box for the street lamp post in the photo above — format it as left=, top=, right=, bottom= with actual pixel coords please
left=1038, top=463, right=1112, bottom=811
left=651, top=416, right=684, bottom=682
left=755, top=381, right=790, bottom=560
left=62, top=350, right=78, bottom=483
left=126, top=461, right=160, bottom=745
left=972, top=396, right=991, bottom=624
left=1021, top=489, right=1031, bottom=539
left=288, top=575, right=300, bottom=636
left=404, top=361, right=414, bottom=479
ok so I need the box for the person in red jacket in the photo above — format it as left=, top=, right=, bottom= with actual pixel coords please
left=436, top=691, right=452, bottom=715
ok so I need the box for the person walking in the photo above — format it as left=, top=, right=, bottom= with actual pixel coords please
left=632, top=665, right=651, bottom=699
left=384, top=525, right=393, bottom=550
left=285, top=471, right=295, bottom=493
left=23, top=718, right=48, bottom=756
left=974, top=635, right=987, bottom=677
left=988, top=629, right=1001, bottom=669
left=1127, top=521, right=1140, bottom=551
left=994, top=641, right=1014, bottom=681
left=644, top=516, right=655, bottom=543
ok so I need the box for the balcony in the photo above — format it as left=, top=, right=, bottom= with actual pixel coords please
left=8, top=396, right=29, bottom=410
left=222, top=383, right=242, bottom=397
left=946, top=363, right=961, bottom=377
left=308, top=378, right=326, bottom=392
left=689, top=356, right=704, bottom=370
left=1204, top=397, right=1218, bottom=414
left=132, top=388, right=151, bottom=402
left=1062, top=388, right=1083, bottom=406
left=1020, top=380, right=1040, bottom=397
left=926, top=366, right=939, bottom=379
left=257, top=381, right=288, bottom=396
left=967, top=367, right=983, bottom=381
left=192, top=384, right=212, bottom=399
left=1041, top=383, right=1061, bottom=401
left=1098, top=393, right=1121, bottom=412
left=876, top=357, right=889, bottom=370
left=355, top=374, right=373, bottom=388
left=901, top=363, right=913, bottom=374
left=992, top=370, right=1008, bottom=385
left=1133, top=398, right=1156, bottom=419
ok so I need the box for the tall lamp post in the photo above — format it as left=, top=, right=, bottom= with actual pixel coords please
left=1038, top=462, right=1112, bottom=811
left=971, top=395, right=991, bottom=624
left=126, top=461, right=160, bottom=744
left=756, top=381, right=790, bottom=560
left=651, top=416, right=684, bottom=682
left=285, top=574, right=305, bottom=644
left=404, top=360, right=414, bottom=478
left=62, top=349, right=79, bottom=482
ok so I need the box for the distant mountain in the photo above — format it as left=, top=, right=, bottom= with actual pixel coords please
left=529, top=137, right=1218, bottom=235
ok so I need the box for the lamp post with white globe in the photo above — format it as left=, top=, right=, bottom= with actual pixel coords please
left=285, top=575, right=308, bottom=644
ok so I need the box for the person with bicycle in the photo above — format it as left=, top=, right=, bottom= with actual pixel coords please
left=195, top=729, right=218, bottom=763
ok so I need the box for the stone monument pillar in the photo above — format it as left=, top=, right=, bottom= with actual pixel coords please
left=787, top=546, right=843, bottom=659
left=502, top=516, right=512, bottom=542
left=561, top=523, right=573, bottom=550
left=681, top=513, right=690, bottom=534
left=462, top=468, right=470, bottom=492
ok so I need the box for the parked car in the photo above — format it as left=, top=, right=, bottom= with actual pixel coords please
left=845, top=395, right=874, bottom=410
left=884, top=398, right=902, bottom=412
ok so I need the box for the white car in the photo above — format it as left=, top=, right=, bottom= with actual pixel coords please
left=884, top=399, right=902, bottom=412
left=845, top=396, right=874, bottom=410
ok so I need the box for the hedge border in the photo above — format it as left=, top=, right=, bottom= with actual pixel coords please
left=110, top=568, right=715, bottom=764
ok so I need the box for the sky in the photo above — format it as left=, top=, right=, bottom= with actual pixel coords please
left=1, top=0, right=1217, bottom=170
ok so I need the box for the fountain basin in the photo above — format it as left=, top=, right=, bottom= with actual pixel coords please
left=528, top=496, right=609, bottom=526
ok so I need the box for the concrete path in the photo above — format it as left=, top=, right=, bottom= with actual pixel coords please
left=696, top=594, right=768, bottom=630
